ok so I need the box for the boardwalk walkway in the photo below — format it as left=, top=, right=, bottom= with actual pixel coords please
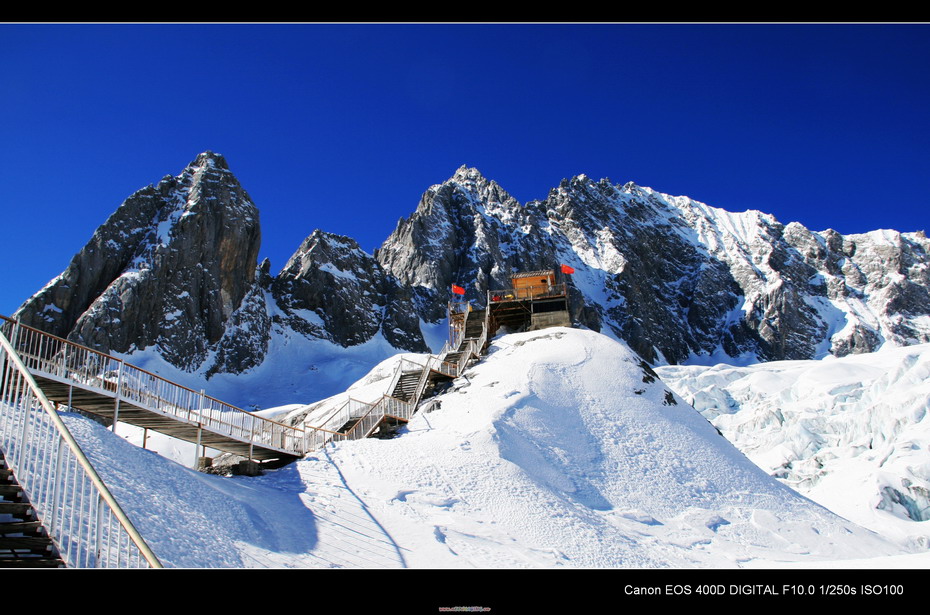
left=0, top=308, right=489, bottom=568
left=1, top=317, right=303, bottom=461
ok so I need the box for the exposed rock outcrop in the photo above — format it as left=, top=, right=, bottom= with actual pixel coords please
left=378, top=169, right=930, bottom=363
left=14, top=155, right=930, bottom=382
left=16, top=151, right=262, bottom=372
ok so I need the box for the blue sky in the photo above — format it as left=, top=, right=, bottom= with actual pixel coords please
left=2, top=23, right=928, bottom=315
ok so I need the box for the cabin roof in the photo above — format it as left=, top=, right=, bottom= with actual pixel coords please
left=511, top=270, right=555, bottom=279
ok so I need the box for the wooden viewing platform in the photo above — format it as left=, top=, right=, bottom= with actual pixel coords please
left=487, top=269, right=571, bottom=335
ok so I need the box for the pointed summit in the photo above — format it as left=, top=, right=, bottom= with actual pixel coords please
left=450, top=165, right=485, bottom=183
left=15, top=152, right=262, bottom=372
left=190, top=150, right=230, bottom=171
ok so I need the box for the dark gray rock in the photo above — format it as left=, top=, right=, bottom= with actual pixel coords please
left=378, top=169, right=930, bottom=364
left=15, top=151, right=262, bottom=372
left=272, top=230, right=428, bottom=352
left=14, top=156, right=930, bottom=383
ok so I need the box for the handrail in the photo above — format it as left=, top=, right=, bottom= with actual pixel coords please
left=488, top=282, right=567, bottom=302
left=303, top=391, right=416, bottom=449
left=410, top=361, right=434, bottom=406
left=0, top=316, right=303, bottom=457
left=0, top=326, right=163, bottom=568
left=303, top=351, right=443, bottom=452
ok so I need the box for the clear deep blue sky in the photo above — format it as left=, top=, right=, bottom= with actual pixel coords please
left=2, top=23, right=928, bottom=315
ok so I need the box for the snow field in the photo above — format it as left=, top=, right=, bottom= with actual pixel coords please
left=658, top=343, right=930, bottom=550
left=60, top=328, right=918, bottom=568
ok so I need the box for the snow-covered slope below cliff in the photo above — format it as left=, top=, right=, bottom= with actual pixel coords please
left=657, top=343, right=930, bottom=551
left=65, top=328, right=908, bottom=568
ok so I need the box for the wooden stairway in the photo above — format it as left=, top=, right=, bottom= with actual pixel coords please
left=304, top=306, right=490, bottom=450
left=463, top=309, right=487, bottom=340
left=0, top=452, right=64, bottom=568
left=390, top=370, right=423, bottom=402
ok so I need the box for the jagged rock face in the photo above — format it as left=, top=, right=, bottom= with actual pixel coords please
left=272, top=230, right=428, bottom=352
left=13, top=155, right=930, bottom=380
left=538, top=177, right=741, bottom=363
left=14, top=152, right=431, bottom=380
left=15, top=152, right=262, bottom=372
left=206, top=264, right=273, bottom=377
left=783, top=226, right=930, bottom=351
left=378, top=169, right=930, bottom=364
left=376, top=166, right=557, bottom=322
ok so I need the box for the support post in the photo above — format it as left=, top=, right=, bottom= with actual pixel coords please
left=48, top=437, right=67, bottom=537
left=199, top=389, right=207, bottom=427
left=248, top=413, right=256, bottom=462
left=194, top=423, right=202, bottom=469
left=111, top=361, right=123, bottom=434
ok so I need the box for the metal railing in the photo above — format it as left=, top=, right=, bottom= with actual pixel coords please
left=0, top=326, right=162, bottom=568
left=0, top=317, right=303, bottom=457
left=0, top=307, right=492, bottom=566
left=447, top=300, right=471, bottom=351
left=303, top=392, right=417, bottom=450
left=302, top=313, right=490, bottom=452
left=488, top=282, right=567, bottom=303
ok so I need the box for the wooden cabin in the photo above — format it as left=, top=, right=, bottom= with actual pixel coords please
left=487, top=269, right=571, bottom=334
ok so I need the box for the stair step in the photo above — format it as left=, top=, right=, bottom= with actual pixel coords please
left=337, top=418, right=361, bottom=434
left=0, top=557, right=64, bottom=568
left=0, top=521, right=44, bottom=535
left=0, top=484, right=24, bottom=498
left=0, top=502, right=34, bottom=517
left=0, top=536, right=55, bottom=551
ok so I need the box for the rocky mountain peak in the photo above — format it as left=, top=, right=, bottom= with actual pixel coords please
left=15, top=152, right=261, bottom=372
left=13, top=155, right=930, bottom=396
left=450, top=164, right=483, bottom=183
left=273, top=228, right=427, bottom=351
left=190, top=150, right=230, bottom=171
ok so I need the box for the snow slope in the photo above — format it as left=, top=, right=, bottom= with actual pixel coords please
left=60, top=327, right=914, bottom=568
left=657, top=344, right=930, bottom=551
left=112, top=321, right=407, bottom=413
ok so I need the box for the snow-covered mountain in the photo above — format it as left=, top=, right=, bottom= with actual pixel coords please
left=9, top=151, right=930, bottom=569
left=378, top=167, right=930, bottom=365
left=657, top=343, right=930, bottom=550
left=15, top=153, right=930, bottom=405
left=16, top=152, right=262, bottom=372
left=13, top=153, right=432, bottom=408
left=62, top=328, right=915, bottom=568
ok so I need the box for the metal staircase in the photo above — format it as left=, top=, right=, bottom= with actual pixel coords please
left=0, top=303, right=493, bottom=567
left=304, top=307, right=489, bottom=450
left=0, top=322, right=162, bottom=568
left=0, top=451, right=64, bottom=567
left=0, top=316, right=303, bottom=464
left=390, top=369, right=424, bottom=403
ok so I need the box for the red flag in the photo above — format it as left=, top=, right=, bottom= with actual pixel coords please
left=452, top=284, right=466, bottom=295
left=560, top=264, right=575, bottom=275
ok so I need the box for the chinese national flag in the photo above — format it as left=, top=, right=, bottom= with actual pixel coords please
left=560, top=264, right=575, bottom=275
left=452, top=284, right=466, bottom=295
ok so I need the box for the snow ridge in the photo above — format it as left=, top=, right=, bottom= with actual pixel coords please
left=64, top=328, right=911, bottom=568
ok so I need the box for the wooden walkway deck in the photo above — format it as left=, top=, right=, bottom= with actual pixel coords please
left=2, top=302, right=495, bottom=466
left=1, top=317, right=303, bottom=462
